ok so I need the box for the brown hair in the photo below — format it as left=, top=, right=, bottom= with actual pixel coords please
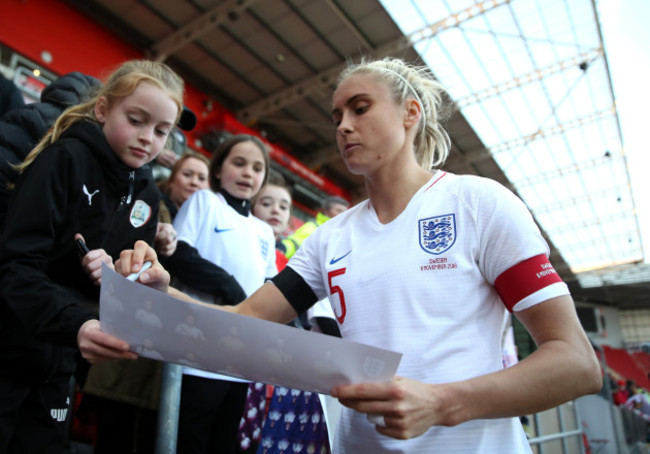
left=208, top=134, right=270, bottom=192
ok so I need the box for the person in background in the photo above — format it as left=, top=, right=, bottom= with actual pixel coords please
left=251, top=171, right=293, bottom=270
left=612, top=379, right=630, bottom=406
left=281, top=195, right=349, bottom=259
left=625, top=388, right=650, bottom=418
left=0, top=71, right=25, bottom=117
left=0, top=59, right=184, bottom=454
left=158, top=150, right=210, bottom=222
left=172, top=134, right=276, bottom=454
left=0, top=71, right=102, bottom=228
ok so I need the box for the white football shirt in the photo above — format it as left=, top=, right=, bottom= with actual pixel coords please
left=174, top=189, right=277, bottom=380
left=288, top=171, right=568, bottom=453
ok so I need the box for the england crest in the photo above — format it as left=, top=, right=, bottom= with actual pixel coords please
left=129, top=200, right=152, bottom=228
left=419, top=214, right=456, bottom=255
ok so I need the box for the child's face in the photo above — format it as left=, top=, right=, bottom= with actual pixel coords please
left=95, top=82, right=178, bottom=169
left=216, top=141, right=266, bottom=201
left=253, top=184, right=291, bottom=237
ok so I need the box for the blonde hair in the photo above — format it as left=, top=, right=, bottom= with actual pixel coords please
left=16, top=60, right=185, bottom=173
left=337, top=57, right=451, bottom=169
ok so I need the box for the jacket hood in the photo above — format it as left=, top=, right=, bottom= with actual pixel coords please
left=40, top=72, right=101, bottom=109
left=60, top=121, right=154, bottom=198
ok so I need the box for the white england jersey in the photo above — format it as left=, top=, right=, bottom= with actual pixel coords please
left=174, top=189, right=277, bottom=380
left=288, top=171, right=568, bottom=453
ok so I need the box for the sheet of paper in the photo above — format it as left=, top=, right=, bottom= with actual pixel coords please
left=99, top=265, right=402, bottom=394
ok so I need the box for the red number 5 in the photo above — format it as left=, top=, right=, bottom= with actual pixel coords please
left=328, top=268, right=347, bottom=324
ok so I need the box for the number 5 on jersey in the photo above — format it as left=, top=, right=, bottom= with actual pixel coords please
left=328, top=268, right=347, bottom=324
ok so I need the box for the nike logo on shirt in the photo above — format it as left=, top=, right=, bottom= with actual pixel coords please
left=214, top=226, right=233, bottom=233
left=329, top=250, right=351, bottom=265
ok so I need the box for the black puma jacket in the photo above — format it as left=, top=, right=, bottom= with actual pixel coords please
left=0, top=120, right=159, bottom=382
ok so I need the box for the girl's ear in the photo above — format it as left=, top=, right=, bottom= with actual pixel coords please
left=94, top=96, right=109, bottom=124
left=403, top=98, right=423, bottom=129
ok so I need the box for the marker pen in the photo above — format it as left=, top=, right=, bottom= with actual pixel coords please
left=126, top=261, right=153, bottom=282
left=75, top=238, right=90, bottom=257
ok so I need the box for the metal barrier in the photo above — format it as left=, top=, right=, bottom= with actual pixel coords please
left=527, top=402, right=585, bottom=454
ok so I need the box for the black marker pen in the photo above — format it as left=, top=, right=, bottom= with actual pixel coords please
left=75, top=238, right=90, bottom=257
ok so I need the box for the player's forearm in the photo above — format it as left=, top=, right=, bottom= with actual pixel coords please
left=440, top=334, right=601, bottom=426
left=168, top=285, right=200, bottom=304
left=233, top=282, right=298, bottom=325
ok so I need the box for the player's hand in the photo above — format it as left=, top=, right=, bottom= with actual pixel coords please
left=77, top=319, right=137, bottom=363
left=75, top=233, right=114, bottom=286
left=154, top=222, right=178, bottom=257
left=115, top=240, right=170, bottom=293
left=331, top=376, right=448, bottom=440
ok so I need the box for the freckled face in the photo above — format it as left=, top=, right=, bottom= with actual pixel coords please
left=331, top=74, right=407, bottom=176
left=252, top=184, right=292, bottom=237
left=94, top=82, right=178, bottom=169
left=216, top=141, right=266, bottom=200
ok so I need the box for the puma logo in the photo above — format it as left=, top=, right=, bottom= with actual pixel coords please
left=83, top=185, right=99, bottom=206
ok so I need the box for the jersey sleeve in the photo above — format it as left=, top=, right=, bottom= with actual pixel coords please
left=475, top=179, right=569, bottom=311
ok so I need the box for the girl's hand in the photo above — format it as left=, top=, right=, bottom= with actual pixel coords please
left=115, top=240, right=170, bottom=293
left=75, top=233, right=114, bottom=286
left=154, top=222, right=178, bottom=257
left=77, top=319, right=137, bottom=363
left=331, top=376, right=450, bottom=440
left=155, top=148, right=177, bottom=168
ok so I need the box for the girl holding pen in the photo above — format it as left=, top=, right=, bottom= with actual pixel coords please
left=0, top=60, right=184, bottom=454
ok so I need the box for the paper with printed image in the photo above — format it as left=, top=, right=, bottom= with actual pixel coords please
left=99, top=264, right=402, bottom=394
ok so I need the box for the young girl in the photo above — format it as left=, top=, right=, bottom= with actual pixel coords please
left=171, top=134, right=276, bottom=453
left=80, top=151, right=210, bottom=453
left=251, top=173, right=293, bottom=270
left=0, top=60, right=184, bottom=454
left=120, top=57, right=602, bottom=453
